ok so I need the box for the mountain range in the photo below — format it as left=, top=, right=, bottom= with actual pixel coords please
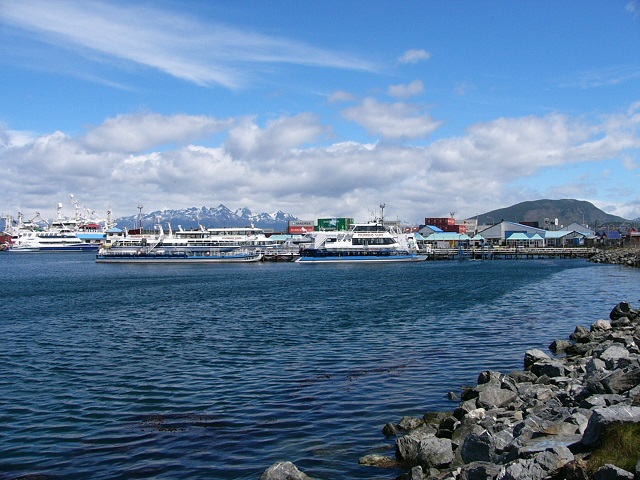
left=115, top=204, right=299, bottom=231
left=473, top=199, right=634, bottom=229
left=113, top=199, right=636, bottom=232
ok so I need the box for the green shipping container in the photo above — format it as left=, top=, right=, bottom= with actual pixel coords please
left=317, top=218, right=354, bottom=231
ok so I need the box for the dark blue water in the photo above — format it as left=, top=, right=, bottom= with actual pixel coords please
left=1, top=254, right=638, bottom=480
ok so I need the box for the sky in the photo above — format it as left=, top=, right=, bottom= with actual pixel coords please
left=1, top=0, right=640, bottom=225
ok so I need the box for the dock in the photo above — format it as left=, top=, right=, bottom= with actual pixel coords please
left=430, top=246, right=597, bottom=261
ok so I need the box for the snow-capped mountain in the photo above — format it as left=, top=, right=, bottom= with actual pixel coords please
left=115, top=204, right=299, bottom=231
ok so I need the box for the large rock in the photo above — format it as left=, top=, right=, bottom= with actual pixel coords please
left=582, top=406, right=640, bottom=446
left=458, top=461, right=502, bottom=480
left=591, top=319, right=612, bottom=332
left=598, top=345, right=630, bottom=369
left=530, top=360, right=568, bottom=378
left=601, top=365, right=640, bottom=394
left=260, top=461, right=312, bottom=480
left=594, top=463, right=634, bottom=479
left=610, top=302, right=638, bottom=321
left=524, top=349, right=550, bottom=370
left=416, top=437, right=454, bottom=468
left=396, top=428, right=436, bottom=464
left=497, top=449, right=572, bottom=480
left=460, top=431, right=496, bottom=464
left=477, top=386, right=519, bottom=410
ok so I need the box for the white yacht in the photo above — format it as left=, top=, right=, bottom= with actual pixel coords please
left=296, top=221, right=428, bottom=263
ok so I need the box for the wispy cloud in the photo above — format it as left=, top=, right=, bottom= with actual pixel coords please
left=0, top=0, right=377, bottom=89
left=562, top=66, right=640, bottom=89
left=397, top=49, right=431, bottom=64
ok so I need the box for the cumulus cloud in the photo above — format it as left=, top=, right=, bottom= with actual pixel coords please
left=388, top=80, right=424, bottom=99
left=342, top=98, right=442, bottom=140
left=224, top=113, right=328, bottom=160
left=82, top=113, right=232, bottom=153
left=397, top=49, right=431, bottom=64
left=1, top=102, right=639, bottom=224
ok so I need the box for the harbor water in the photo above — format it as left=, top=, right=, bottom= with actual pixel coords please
left=1, top=254, right=639, bottom=479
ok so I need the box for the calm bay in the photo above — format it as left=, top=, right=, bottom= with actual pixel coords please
left=1, top=254, right=639, bottom=479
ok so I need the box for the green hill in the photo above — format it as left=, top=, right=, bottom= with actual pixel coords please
left=473, top=199, right=630, bottom=229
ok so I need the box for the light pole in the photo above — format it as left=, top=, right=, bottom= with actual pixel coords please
left=137, top=204, right=143, bottom=232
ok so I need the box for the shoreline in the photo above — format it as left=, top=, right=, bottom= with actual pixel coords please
left=262, top=300, right=640, bottom=480
left=588, top=246, right=640, bottom=268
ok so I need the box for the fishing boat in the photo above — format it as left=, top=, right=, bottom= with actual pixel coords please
left=95, top=248, right=263, bottom=264
left=2, top=196, right=115, bottom=252
left=296, top=221, right=428, bottom=264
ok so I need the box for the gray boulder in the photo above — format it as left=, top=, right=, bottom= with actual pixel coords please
left=570, top=325, right=591, bottom=343
left=601, top=365, right=640, bottom=394
left=599, top=344, right=630, bottom=369
left=396, top=427, right=436, bottom=464
left=478, top=370, right=503, bottom=385
left=458, top=461, right=502, bottom=480
left=591, top=319, right=612, bottom=332
left=524, top=349, right=550, bottom=370
left=610, top=302, right=638, bottom=321
left=497, top=449, right=572, bottom=480
left=594, top=463, right=634, bottom=479
left=460, top=431, right=496, bottom=464
left=530, top=360, right=568, bottom=378
left=416, top=437, right=454, bottom=468
left=549, top=339, right=572, bottom=353
left=508, top=370, right=538, bottom=383
left=477, top=387, right=518, bottom=410
left=260, top=461, right=312, bottom=480
left=582, top=406, right=640, bottom=446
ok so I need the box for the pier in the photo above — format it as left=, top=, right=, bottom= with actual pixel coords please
left=430, top=246, right=597, bottom=260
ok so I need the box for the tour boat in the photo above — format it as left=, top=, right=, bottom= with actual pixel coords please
left=95, top=248, right=263, bottom=264
left=102, top=225, right=277, bottom=254
left=296, top=221, right=428, bottom=264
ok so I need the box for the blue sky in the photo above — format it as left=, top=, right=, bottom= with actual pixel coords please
left=1, top=0, right=639, bottom=225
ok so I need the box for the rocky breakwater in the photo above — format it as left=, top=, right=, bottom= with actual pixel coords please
left=261, top=302, right=640, bottom=480
left=356, top=301, right=640, bottom=480
left=589, top=247, right=640, bottom=268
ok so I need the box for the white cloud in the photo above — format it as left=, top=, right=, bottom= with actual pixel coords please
left=328, top=90, right=356, bottom=103
left=1, top=102, right=639, bottom=224
left=83, top=113, right=232, bottom=153
left=224, top=113, right=329, bottom=160
left=342, top=98, right=442, bottom=140
left=0, top=0, right=377, bottom=89
left=388, top=80, right=424, bottom=99
left=397, top=49, right=431, bottom=64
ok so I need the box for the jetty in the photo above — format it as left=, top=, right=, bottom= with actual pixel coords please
left=430, top=246, right=597, bottom=261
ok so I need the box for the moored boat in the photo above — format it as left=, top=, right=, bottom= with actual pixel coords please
left=9, top=230, right=100, bottom=252
left=296, top=216, right=428, bottom=264
left=102, top=224, right=278, bottom=254
left=2, top=196, right=115, bottom=252
left=95, top=248, right=263, bottom=264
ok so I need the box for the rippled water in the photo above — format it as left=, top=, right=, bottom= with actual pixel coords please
left=1, top=254, right=638, bottom=479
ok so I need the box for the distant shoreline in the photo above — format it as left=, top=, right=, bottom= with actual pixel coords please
left=589, top=246, right=640, bottom=268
